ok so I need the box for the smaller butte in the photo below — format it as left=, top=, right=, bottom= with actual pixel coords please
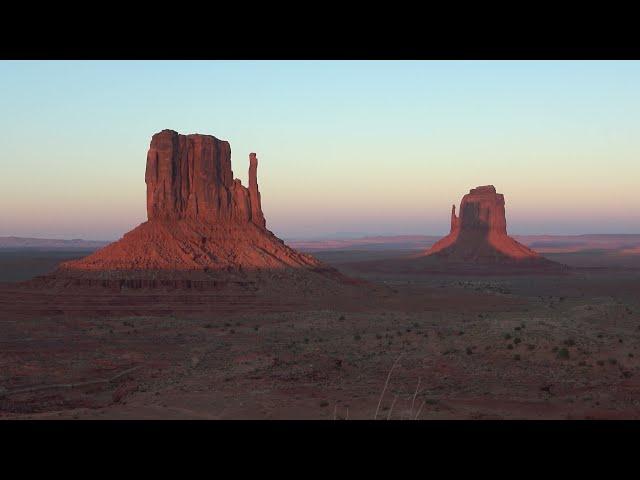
left=343, top=185, right=565, bottom=275
left=425, top=185, right=540, bottom=262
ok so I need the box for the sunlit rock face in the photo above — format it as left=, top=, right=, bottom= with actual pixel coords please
left=145, top=129, right=266, bottom=229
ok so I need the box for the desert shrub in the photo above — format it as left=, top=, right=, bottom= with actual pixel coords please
left=597, top=360, right=605, bottom=366
left=354, top=334, right=361, bottom=341
left=608, top=358, right=617, bottom=365
left=320, top=401, right=329, bottom=407
left=557, top=348, right=570, bottom=360
left=339, top=315, right=346, bottom=321
left=466, top=346, right=473, bottom=355
left=564, top=338, right=575, bottom=346
left=507, top=344, right=514, bottom=350
left=514, top=338, right=522, bottom=345
left=504, top=333, right=512, bottom=340
left=514, top=354, right=521, bottom=361
left=527, top=344, right=536, bottom=351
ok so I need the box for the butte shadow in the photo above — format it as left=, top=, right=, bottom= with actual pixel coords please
left=27, top=129, right=359, bottom=295
left=345, top=185, right=567, bottom=276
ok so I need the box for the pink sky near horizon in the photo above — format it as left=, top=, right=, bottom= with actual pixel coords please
left=1, top=61, right=639, bottom=240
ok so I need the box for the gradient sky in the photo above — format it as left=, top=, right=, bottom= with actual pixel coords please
left=1, top=60, right=639, bottom=240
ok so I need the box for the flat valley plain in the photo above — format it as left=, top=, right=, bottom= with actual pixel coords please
left=1, top=236, right=640, bottom=420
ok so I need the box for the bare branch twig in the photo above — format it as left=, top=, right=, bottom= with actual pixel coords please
left=414, top=400, right=426, bottom=420
left=387, top=395, right=398, bottom=420
left=410, top=377, right=421, bottom=417
left=374, top=354, right=404, bottom=420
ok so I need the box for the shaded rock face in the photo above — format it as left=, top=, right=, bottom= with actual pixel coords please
left=426, top=185, right=540, bottom=262
left=145, top=129, right=265, bottom=228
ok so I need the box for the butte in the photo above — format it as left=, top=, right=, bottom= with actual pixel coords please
left=346, top=185, right=564, bottom=275
left=417, top=185, right=563, bottom=272
left=35, top=129, right=355, bottom=292
left=426, top=185, right=542, bottom=262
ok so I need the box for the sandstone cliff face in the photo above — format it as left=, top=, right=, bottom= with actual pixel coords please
left=145, top=129, right=266, bottom=228
left=426, top=185, right=539, bottom=261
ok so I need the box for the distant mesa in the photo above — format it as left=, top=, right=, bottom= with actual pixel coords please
left=35, top=129, right=353, bottom=290
left=413, top=185, right=564, bottom=272
left=425, top=185, right=540, bottom=262
left=342, top=185, right=565, bottom=275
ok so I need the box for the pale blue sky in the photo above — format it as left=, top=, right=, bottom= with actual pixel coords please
left=1, top=61, right=639, bottom=240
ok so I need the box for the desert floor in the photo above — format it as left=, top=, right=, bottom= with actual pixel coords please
left=1, top=248, right=640, bottom=419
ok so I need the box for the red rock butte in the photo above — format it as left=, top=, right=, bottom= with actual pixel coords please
left=424, top=185, right=548, bottom=263
left=39, top=129, right=352, bottom=289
